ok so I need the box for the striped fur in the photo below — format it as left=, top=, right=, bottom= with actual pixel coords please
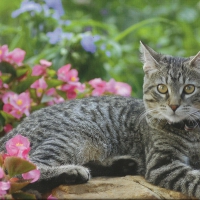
left=1, top=43, right=200, bottom=198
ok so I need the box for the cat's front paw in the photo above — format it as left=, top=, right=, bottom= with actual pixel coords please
left=59, top=165, right=90, bottom=184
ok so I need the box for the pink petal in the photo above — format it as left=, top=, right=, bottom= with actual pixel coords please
left=57, top=64, right=71, bottom=82
left=0, top=181, right=10, bottom=191
left=40, top=59, right=52, bottom=67
left=47, top=194, right=57, bottom=200
left=31, top=80, right=39, bottom=89
left=2, top=91, right=15, bottom=104
left=22, top=169, right=40, bottom=183
left=89, top=78, right=106, bottom=89
left=0, top=45, right=9, bottom=62
left=32, top=65, right=46, bottom=76
left=7, top=48, right=26, bottom=65
left=3, top=124, right=13, bottom=133
left=114, top=82, right=132, bottom=96
left=46, top=88, right=56, bottom=96
left=0, top=168, right=4, bottom=179
left=106, top=78, right=117, bottom=94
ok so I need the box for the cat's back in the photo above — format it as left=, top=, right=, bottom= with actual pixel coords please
left=0, top=96, right=144, bottom=152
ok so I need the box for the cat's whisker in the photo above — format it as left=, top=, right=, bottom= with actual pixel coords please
left=138, top=108, right=158, bottom=125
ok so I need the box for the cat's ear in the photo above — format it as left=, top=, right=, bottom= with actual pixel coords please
left=189, top=51, right=200, bottom=69
left=140, top=41, right=159, bottom=74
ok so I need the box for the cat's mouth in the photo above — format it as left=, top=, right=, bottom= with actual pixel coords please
left=167, top=120, right=199, bottom=131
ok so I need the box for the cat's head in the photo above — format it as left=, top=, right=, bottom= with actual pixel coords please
left=140, top=41, right=200, bottom=124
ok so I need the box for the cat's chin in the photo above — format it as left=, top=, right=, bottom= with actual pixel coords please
left=162, top=114, right=185, bottom=123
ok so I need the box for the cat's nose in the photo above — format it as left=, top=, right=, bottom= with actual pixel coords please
left=169, top=104, right=179, bottom=112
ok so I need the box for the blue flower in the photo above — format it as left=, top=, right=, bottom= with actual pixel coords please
left=81, top=35, right=96, bottom=53
left=12, top=1, right=42, bottom=18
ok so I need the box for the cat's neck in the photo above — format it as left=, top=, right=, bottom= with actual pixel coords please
left=146, top=115, right=200, bottom=133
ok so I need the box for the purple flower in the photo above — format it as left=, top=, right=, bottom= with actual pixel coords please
left=12, top=0, right=64, bottom=20
left=62, top=32, right=73, bottom=40
left=44, top=0, right=64, bottom=17
left=12, top=1, right=42, bottom=18
left=47, top=28, right=73, bottom=44
left=81, top=35, right=96, bottom=53
left=46, top=28, right=62, bottom=44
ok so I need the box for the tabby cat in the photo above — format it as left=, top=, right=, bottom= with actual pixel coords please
left=1, top=42, right=200, bottom=198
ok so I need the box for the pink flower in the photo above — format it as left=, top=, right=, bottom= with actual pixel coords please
left=9, top=92, right=31, bottom=116
left=47, top=96, right=65, bottom=106
left=57, top=64, right=71, bottom=82
left=31, top=77, right=48, bottom=97
left=2, top=91, right=15, bottom=104
left=6, top=48, right=26, bottom=65
left=106, top=79, right=131, bottom=96
left=65, top=69, right=79, bottom=83
left=2, top=92, right=31, bottom=119
left=32, top=59, right=52, bottom=76
left=3, top=124, right=13, bottom=133
left=75, top=82, right=85, bottom=93
left=40, top=59, right=52, bottom=67
left=61, top=84, right=77, bottom=99
left=0, top=168, right=4, bottom=179
left=0, top=45, right=9, bottom=62
left=32, top=65, right=46, bottom=76
left=22, top=169, right=40, bottom=183
left=89, top=78, right=107, bottom=96
left=47, top=194, right=58, bottom=200
left=46, top=88, right=65, bottom=105
left=46, top=88, right=56, bottom=96
left=6, top=134, right=30, bottom=159
left=3, top=104, right=23, bottom=119
left=0, top=181, right=10, bottom=196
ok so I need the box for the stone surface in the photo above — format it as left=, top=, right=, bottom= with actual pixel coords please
left=52, top=175, right=196, bottom=199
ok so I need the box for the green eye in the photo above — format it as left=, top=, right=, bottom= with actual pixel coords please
left=157, top=84, right=168, bottom=94
left=183, top=84, right=195, bottom=94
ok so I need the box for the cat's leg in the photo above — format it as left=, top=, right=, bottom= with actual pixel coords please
left=23, top=164, right=90, bottom=195
left=84, top=155, right=139, bottom=177
left=145, top=148, right=200, bottom=198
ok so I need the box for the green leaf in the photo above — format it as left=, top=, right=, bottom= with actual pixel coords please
left=0, top=154, right=4, bottom=167
left=12, top=192, right=36, bottom=200
left=114, top=18, right=176, bottom=42
left=0, top=112, right=5, bottom=128
left=4, top=157, right=36, bottom=177
left=31, top=103, right=46, bottom=112
left=16, top=65, right=31, bottom=77
left=47, top=68, right=56, bottom=77
left=0, top=62, right=17, bottom=82
left=1, top=73, right=11, bottom=82
left=56, top=89, right=67, bottom=99
left=12, top=76, right=39, bottom=94
left=10, top=179, right=31, bottom=193
left=46, top=79, right=63, bottom=88
left=0, top=111, right=15, bottom=124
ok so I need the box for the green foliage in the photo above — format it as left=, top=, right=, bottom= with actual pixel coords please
left=0, top=0, right=200, bottom=99
left=4, top=157, right=36, bottom=177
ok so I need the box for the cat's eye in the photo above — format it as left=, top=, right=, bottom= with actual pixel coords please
left=183, top=84, right=195, bottom=94
left=157, top=84, right=168, bottom=94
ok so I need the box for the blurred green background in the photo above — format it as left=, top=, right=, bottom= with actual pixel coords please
left=0, top=0, right=200, bottom=98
